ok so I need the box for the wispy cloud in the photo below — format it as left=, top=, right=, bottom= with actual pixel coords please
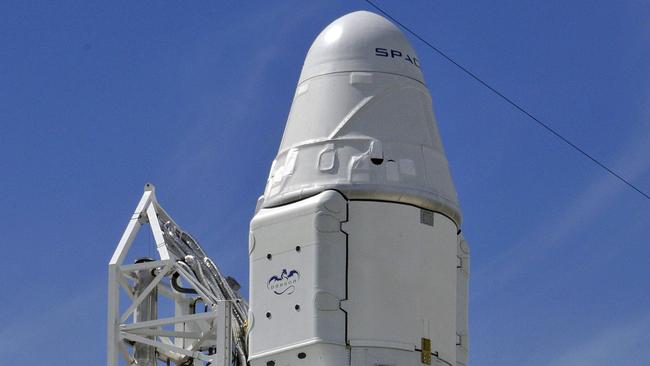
left=0, top=285, right=104, bottom=360
left=473, top=124, right=650, bottom=299
left=164, top=1, right=325, bottom=188
left=543, top=312, right=650, bottom=366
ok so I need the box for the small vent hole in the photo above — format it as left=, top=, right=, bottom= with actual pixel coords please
left=297, top=352, right=307, bottom=359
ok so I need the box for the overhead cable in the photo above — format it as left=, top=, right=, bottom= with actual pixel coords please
left=364, top=0, right=649, bottom=200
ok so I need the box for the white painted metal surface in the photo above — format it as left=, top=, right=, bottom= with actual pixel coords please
left=249, top=191, right=348, bottom=365
left=456, top=235, right=470, bottom=366
left=343, top=201, right=457, bottom=365
left=249, top=191, right=468, bottom=366
left=250, top=10, right=470, bottom=366
left=263, top=10, right=461, bottom=225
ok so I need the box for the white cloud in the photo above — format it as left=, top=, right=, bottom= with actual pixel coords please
left=473, top=126, right=650, bottom=300
left=544, top=312, right=650, bottom=366
left=0, top=286, right=104, bottom=360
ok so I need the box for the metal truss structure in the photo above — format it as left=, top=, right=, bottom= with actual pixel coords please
left=108, top=184, right=248, bottom=366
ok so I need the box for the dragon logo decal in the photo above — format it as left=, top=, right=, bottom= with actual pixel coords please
left=267, top=269, right=300, bottom=295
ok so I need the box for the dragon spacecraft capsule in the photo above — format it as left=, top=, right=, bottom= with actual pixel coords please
left=248, top=11, right=470, bottom=366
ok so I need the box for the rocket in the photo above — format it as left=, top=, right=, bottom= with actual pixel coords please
left=248, top=11, right=470, bottom=366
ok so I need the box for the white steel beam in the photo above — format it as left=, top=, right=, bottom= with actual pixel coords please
left=116, top=274, right=135, bottom=300
left=121, top=312, right=217, bottom=331
left=109, top=189, right=154, bottom=266
left=127, top=329, right=204, bottom=339
left=120, top=263, right=173, bottom=323
left=215, top=301, right=232, bottom=366
left=121, top=332, right=213, bottom=362
left=147, top=202, right=172, bottom=260
left=107, top=264, right=121, bottom=366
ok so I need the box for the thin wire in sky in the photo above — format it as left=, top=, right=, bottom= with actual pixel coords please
left=364, top=0, right=649, bottom=200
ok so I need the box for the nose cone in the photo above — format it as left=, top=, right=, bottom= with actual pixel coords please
left=299, top=11, right=424, bottom=84
left=264, top=11, right=462, bottom=225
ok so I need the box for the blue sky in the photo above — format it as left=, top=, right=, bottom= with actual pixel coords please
left=1, top=1, right=648, bottom=365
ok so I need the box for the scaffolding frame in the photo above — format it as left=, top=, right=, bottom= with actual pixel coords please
left=107, top=184, right=246, bottom=366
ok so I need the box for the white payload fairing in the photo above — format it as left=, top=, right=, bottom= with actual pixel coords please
left=248, top=11, right=470, bottom=366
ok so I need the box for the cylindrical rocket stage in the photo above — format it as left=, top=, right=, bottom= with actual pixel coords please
left=248, top=11, right=469, bottom=366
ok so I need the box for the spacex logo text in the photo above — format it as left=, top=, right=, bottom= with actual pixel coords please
left=375, top=47, right=420, bottom=68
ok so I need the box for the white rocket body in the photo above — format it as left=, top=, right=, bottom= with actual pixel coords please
left=248, top=11, right=469, bottom=366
